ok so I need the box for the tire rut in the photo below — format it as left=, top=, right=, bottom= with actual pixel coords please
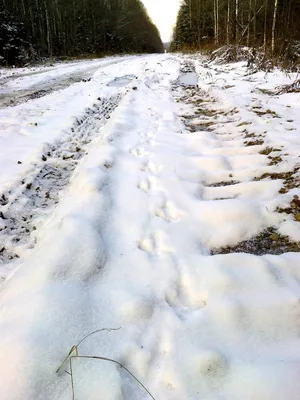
left=0, top=94, right=122, bottom=270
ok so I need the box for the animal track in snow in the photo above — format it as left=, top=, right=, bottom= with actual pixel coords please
left=138, top=230, right=174, bottom=256
left=141, top=160, right=163, bottom=174
left=154, top=200, right=183, bottom=222
left=163, top=266, right=207, bottom=322
left=140, top=130, right=154, bottom=140
left=130, top=147, right=149, bottom=157
left=138, top=176, right=162, bottom=193
left=195, top=350, right=229, bottom=381
left=142, top=138, right=156, bottom=148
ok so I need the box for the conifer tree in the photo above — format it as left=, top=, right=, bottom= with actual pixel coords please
left=0, top=0, right=163, bottom=66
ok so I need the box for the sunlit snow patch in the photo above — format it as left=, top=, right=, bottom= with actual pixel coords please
left=108, top=74, right=137, bottom=87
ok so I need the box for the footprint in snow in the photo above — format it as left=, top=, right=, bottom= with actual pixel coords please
left=130, top=147, right=149, bottom=157
left=138, top=176, right=162, bottom=193
left=141, top=160, right=163, bottom=174
left=138, top=230, right=174, bottom=256
left=154, top=200, right=183, bottom=222
left=142, top=138, right=156, bottom=148
left=140, top=130, right=154, bottom=139
left=195, top=350, right=229, bottom=380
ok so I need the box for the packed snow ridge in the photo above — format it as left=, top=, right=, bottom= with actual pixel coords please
left=0, top=54, right=299, bottom=400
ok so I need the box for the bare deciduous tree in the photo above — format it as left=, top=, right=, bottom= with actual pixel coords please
left=171, top=0, right=300, bottom=62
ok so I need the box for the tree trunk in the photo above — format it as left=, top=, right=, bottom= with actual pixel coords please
left=189, top=0, right=192, bottom=30
left=44, top=1, right=51, bottom=56
left=253, top=0, right=257, bottom=43
left=247, top=0, right=252, bottom=47
left=214, top=0, right=219, bottom=45
left=271, top=0, right=278, bottom=55
left=235, top=0, right=239, bottom=44
left=217, top=0, right=219, bottom=45
left=21, top=0, right=26, bottom=19
left=286, top=0, right=292, bottom=40
left=227, top=0, right=231, bottom=45
left=264, top=0, right=268, bottom=54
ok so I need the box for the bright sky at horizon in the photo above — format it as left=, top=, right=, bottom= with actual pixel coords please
left=141, top=0, right=181, bottom=42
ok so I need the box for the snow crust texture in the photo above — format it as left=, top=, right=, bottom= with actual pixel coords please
left=0, top=54, right=299, bottom=400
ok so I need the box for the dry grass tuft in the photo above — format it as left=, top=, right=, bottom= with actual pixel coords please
left=56, top=327, right=156, bottom=400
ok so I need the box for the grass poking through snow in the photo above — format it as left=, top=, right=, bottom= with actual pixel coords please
left=56, top=327, right=156, bottom=400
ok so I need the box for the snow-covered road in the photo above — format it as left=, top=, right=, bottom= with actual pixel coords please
left=0, top=55, right=300, bottom=400
left=0, top=56, right=134, bottom=108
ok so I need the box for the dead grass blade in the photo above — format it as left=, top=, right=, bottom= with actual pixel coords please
left=56, top=327, right=156, bottom=400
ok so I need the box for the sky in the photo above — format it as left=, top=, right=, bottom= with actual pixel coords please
left=141, top=0, right=181, bottom=42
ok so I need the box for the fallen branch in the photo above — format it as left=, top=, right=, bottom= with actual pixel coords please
left=275, top=79, right=300, bottom=95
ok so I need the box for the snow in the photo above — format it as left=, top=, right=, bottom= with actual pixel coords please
left=0, top=56, right=131, bottom=91
left=178, top=72, right=198, bottom=86
left=0, top=56, right=139, bottom=191
left=0, top=54, right=300, bottom=400
left=0, top=56, right=138, bottom=108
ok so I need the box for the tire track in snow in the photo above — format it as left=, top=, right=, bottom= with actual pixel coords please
left=0, top=58, right=128, bottom=108
left=0, top=94, right=122, bottom=273
left=0, top=56, right=299, bottom=400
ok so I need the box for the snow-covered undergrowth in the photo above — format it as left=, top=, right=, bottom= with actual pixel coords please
left=0, top=54, right=299, bottom=400
left=176, top=56, right=300, bottom=252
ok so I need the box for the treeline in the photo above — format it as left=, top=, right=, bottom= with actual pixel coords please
left=0, top=0, right=163, bottom=66
left=171, top=0, right=300, bottom=57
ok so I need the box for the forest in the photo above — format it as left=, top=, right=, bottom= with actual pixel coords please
left=0, top=0, right=164, bottom=66
left=171, top=0, right=300, bottom=61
